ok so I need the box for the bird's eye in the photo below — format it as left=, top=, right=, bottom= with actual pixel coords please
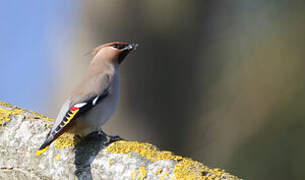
left=112, top=44, right=127, bottom=50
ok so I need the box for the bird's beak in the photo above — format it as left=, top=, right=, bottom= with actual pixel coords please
left=121, top=43, right=138, bottom=52
left=118, top=43, right=138, bottom=64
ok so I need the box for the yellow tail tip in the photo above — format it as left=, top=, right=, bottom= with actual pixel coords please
left=36, top=146, right=49, bottom=156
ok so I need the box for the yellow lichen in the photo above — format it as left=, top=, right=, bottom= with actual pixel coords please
left=108, top=160, right=115, bottom=165
left=155, top=167, right=163, bottom=175
left=130, top=169, right=137, bottom=180
left=130, top=166, right=147, bottom=180
left=174, top=158, right=240, bottom=180
left=0, top=102, right=79, bottom=151
left=138, top=166, right=147, bottom=179
left=0, top=101, right=53, bottom=126
left=0, top=103, right=23, bottom=125
left=0, top=102, right=14, bottom=107
left=0, top=109, right=13, bottom=125
left=159, top=170, right=170, bottom=180
left=53, top=154, right=61, bottom=162
left=106, top=141, right=241, bottom=180
left=1, top=102, right=241, bottom=179
left=54, top=132, right=78, bottom=149
left=105, top=141, right=183, bottom=162
left=174, top=158, right=205, bottom=180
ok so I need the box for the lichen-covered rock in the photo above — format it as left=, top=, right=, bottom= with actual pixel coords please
left=0, top=102, right=242, bottom=180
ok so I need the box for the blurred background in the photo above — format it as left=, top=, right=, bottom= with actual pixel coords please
left=1, top=0, right=305, bottom=179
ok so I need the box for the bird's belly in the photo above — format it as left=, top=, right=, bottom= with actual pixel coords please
left=72, top=92, right=119, bottom=136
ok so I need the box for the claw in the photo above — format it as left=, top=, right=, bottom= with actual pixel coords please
left=97, top=130, right=123, bottom=144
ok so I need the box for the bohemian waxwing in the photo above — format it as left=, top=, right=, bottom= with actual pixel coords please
left=36, top=42, right=138, bottom=155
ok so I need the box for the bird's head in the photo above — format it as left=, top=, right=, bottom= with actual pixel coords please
left=91, top=42, right=138, bottom=64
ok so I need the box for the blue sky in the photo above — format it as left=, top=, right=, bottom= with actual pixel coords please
left=0, top=0, right=79, bottom=113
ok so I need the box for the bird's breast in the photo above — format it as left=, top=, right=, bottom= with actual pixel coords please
left=73, top=70, right=120, bottom=136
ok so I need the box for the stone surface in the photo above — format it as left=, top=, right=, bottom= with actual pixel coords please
left=0, top=102, right=242, bottom=180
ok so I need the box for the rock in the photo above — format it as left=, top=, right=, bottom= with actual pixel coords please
left=0, top=102, right=241, bottom=180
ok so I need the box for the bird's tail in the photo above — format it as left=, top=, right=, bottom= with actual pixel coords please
left=36, top=135, right=54, bottom=156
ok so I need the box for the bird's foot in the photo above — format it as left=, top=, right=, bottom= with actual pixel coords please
left=74, top=134, right=84, bottom=143
left=97, top=130, right=123, bottom=145
left=75, top=134, right=83, bottom=140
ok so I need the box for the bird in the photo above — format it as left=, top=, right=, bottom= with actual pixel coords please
left=36, top=42, right=138, bottom=156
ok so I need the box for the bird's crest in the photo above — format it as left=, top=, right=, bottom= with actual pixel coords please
left=91, top=42, right=129, bottom=55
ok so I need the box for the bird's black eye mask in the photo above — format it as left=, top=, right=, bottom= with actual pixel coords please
left=112, top=44, right=128, bottom=50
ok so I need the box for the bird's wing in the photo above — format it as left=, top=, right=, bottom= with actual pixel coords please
left=36, top=74, right=111, bottom=156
